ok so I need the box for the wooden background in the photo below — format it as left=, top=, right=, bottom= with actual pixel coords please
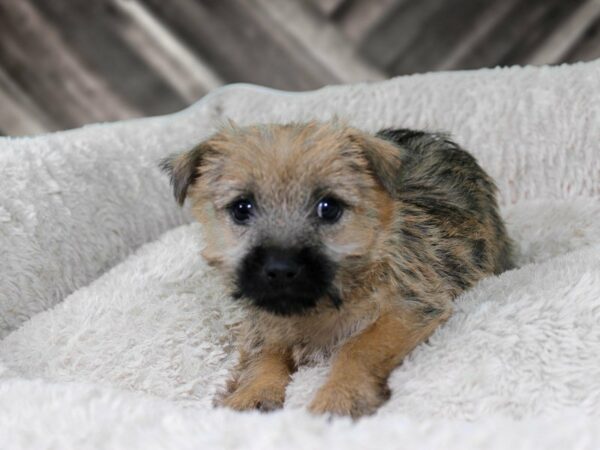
left=1, top=0, right=599, bottom=136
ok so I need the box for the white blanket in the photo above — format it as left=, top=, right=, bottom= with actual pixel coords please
left=1, top=60, right=599, bottom=449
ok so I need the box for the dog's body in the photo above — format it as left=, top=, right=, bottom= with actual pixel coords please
left=162, top=122, right=513, bottom=418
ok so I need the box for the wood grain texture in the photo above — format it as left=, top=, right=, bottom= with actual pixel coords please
left=0, top=0, right=140, bottom=130
left=27, top=0, right=186, bottom=114
left=359, top=0, right=445, bottom=70
left=564, top=13, right=600, bottom=63
left=141, top=0, right=340, bottom=89
left=0, top=0, right=598, bottom=136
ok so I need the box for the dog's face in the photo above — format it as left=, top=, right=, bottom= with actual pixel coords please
left=162, top=122, right=402, bottom=316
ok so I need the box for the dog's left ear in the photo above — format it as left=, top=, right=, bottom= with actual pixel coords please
left=349, top=132, right=405, bottom=196
left=160, top=142, right=213, bottom=206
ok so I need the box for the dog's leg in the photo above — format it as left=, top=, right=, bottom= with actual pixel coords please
left=309, top=307, right=450, bottom=418
left=219, top=346, right=294, bottom=412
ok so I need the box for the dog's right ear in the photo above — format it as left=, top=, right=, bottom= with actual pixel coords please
left=160, top=142, right=212, bottom=206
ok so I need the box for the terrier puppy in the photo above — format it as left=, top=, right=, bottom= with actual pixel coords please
left=161, top=121, right=513, bottom=418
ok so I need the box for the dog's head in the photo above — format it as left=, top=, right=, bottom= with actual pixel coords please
left=162, top=121, right=402, bottom=316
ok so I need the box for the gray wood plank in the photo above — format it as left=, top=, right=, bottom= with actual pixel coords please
left=254, top=0, right=385, bottom=83
left=305, top=0, right=348, bottom=17
left=112, top=0, right=224, bottom=102
left=497, top=0, right=588, bottom=66
left=451, top=0, right=572, bottom=69
left=335, top=0, right=401, bottom=43
left=0, top=90, right=47, bottom=136
left=0, top=0, right=140, bottom=129
left=433, top=0, right=518, bottom=71
left=141, top=0, right=340, bottom=90
left=529, top=0, right=600, bottom=65
left=387, top=0, right=493, bottom=74
left=358, top=0, right=445, bottom=70
left=27, top=0, right=187, bottom=115
left=0, top=0, right=595, bottom=136
left=0, top=66, right=57, bottom=135
left=563, top=14, right=600, bottom=63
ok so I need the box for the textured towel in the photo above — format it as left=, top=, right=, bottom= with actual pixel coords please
left=1, top=60, right=599, bottom=449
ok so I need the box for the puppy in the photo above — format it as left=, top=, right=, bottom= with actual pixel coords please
left=161, top=121, right=513, bottom=418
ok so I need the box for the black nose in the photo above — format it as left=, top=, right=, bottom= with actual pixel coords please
left=262, top=249, right=302, bottom=286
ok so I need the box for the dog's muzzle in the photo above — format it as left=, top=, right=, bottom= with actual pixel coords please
left=234, top=245, right=336, bottom=316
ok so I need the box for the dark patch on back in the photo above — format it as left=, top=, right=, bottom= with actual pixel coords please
left=378, top=126, right=514, bottom=289
left=471, top=239, right=487, bottom=269
left=420, top=305, right=445, bottom=317
left=376, top=128, right=427, bottom=146
left=435, top=248, right=470, bottom=290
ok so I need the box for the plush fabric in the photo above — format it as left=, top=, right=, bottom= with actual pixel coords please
left=1, top=60, right=599, bottom=449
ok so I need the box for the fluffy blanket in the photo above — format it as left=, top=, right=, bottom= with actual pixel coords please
left=1, top=60, right=599, bottom=449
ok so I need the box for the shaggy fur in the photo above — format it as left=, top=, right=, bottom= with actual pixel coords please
left=162, top=122, right=513, bottom=417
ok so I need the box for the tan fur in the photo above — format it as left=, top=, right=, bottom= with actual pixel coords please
left=219, top=346, right=294, bottom=412
left=162, top=121, right=513, bottom=418
left=309, top=308, right=450, bottom=417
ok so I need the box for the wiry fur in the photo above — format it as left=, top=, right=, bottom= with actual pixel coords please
left=162, top=121, right=513, bottom=418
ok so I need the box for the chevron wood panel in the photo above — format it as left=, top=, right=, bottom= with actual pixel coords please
left=0, top=0, right=598, bottom=136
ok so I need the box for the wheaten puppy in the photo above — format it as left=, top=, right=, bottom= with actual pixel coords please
left=161, top=121, right=513, bottom=418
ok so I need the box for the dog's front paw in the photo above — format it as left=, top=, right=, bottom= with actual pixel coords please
left=308, top=380, right=390, bottom=418
left=217, top=383, right=286, bottom=412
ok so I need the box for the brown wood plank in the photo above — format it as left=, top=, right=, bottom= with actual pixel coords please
left=0, top=0, right=140, bottom=130
left=26, top=0, right=187, bottom=115
left=141, top=0, right=340, bottom=90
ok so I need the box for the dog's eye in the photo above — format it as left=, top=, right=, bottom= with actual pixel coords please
left=316, top=197, right=343, bottom=223
left=229, top=198, right=254, bottom=224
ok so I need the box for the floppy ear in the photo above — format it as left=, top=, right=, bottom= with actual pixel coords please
left=349, top=132, right=405, bottom=196
left=160, top=142, right=212, bottom=206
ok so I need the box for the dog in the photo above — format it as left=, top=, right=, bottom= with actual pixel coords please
left=161, top=121, right=513, bottom=418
